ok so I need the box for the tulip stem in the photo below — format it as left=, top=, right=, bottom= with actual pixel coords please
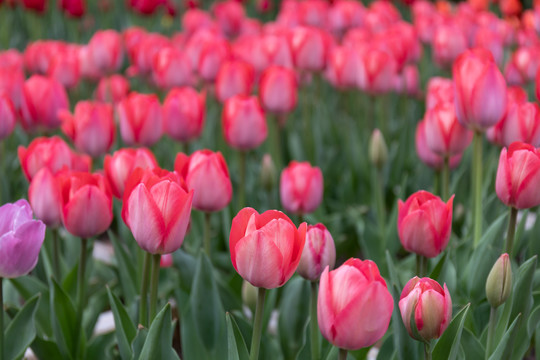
left=338, top=348, right=348, bottom=360
left=74, top=238, right=88, bottom=358
left=270, top=116, right=283, bottom=171
left=203, top=212, right=212, bottom=257
left=0, top=277, right=4, bottom=360
left=239, top=151, right=247, bottom=210
left=310, top=281, right=320, bottom=360
left=149, top=254, right=161, bottom=324
left=424, top=342, right=432, bottom=360
left=486, top=306, right=497, bottom=359
left=505, top=207, right=518, bottom=256
left=473, top=131, right=483, bottom=247
left=139, top=252, right=152, bottom=327
left=249, top=287, right=267, bottom=360
left=416, top=255, right=427, bottom=276
left=373, top=167, right=386, bottom=258
left=52, top=228, right=61, bottom=281
left=442, top=156, right=449, bottom=201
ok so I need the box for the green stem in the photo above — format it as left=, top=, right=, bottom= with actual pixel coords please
left=203, top=212, right=212, bottom=257
left=473, top=131, right=483, bottom=247
left=139, top=252, right=152, bottom=327
left=338, top=348, right=348, bottom=360
left=373, top=167, right=386, bottom=257
left=433, top=170, right=441, bottom=196
left=0, top=277, right=4, bottom=360
left=424, top=342, right=432, bottom=360
left=505, top=207, right=518, bottom=256
left=239, top=151, right=247, bottom=210
left=74, top=238, right=88, bottom=358
left=442, top=156, right=449, bottom=201
left=270, top=116, right=283, bottom=172
left=416, top=255, right=427, bottom=276
left=486, top=307, right=497, bottom=359
left=310, top=282, right=320, bottom=360
left=52, top=228, right=61, bottom=281
left=249, top=287, right=267, bottom=360
left=149, top=254, right=161, bottom=324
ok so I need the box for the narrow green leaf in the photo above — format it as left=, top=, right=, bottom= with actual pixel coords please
left=489, top=314, right=521, bottom=360
left=109, top=230, right=138, bottom=302
left=10, top=276, right=52, bottom=336
left=278, top=277, right=310, bottom=359
left=106, top=287, right=136, bottom=360
left=432, top=303, right=470, bottom=360
left=4, top=294, right=40, bottom=360
left=131, top=327, right=149, bottom=360
left=460, top=328, right=485, bottom=360
left=429, top=253, right=447, bottom=282
left=138, top=303, right=176, bottom=360
left=226, top=312, right=249, bottom=360
left=30, top=336, right=64, bottom=360
left=49, top=278, right=77, bottom=359
left=527, top=305, right=540, bottom=337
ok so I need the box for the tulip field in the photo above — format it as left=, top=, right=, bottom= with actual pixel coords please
left=3, top=0, right=540, bottom=359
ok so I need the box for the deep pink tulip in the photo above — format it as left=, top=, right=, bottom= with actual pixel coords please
left=495, top=142, right=540, bottom=209
left=212, top=0, right=246, bottom=38
left=116, top=92, right=163, bottom=147
left=537, top=68, right=540, bottom=103
left=259, top=65, right=298, bottom=115
left=453, top=48, right=507, bottom=131
left=129, top=0, right=169, bottom=15
left=47, top=46, right=80, bottom=89
left=87, top=30, right=124, bottom=74
left=59, top=171, right=113, bottom=238
left=222, top=95, right=267, bottom=150
left=327, top=0, right=365, bottom=37
left=510, top=46, right=540, bottom=83
left=0, top=93, right=16, bottom=141
left=197, top=38, right=231, bottom=83
left=325, top=46, right=360, bottom=89
left=151, top=47, right=193, bottom=90
left=160, top=253, right=173, bottom=268
left=162, top=87, right=205, bottom=143
left=497, top=102, right=540, bottom=147
left=60, top=0, right=85, bottom=17
left=22, top=0, right=46, bottom=12
left=433, top=24, right=468, bottom=68
left=424, top=102, right=473, bottom=156
left=0, top=67, right=24, bottom=110
left=182, top=9, right=215, bottom=37
left=318, top=258, right=393, bottom=350
left=122, top=168, right=193, bottom=254
left=297, top=223, right=336, bottom=281
left=95, top=75, right=130, bottom=104
left=426, top=77, right=454, bottom=110
left=28, top=168, right=63, bottom=227
left=474, top=28, right=504, bottom=66
left=60, top=101, right=115, bottom=157
left=399, top=277, right=452, bottom=341
left=104, top=147, right=158, bottom=198
left=289, top=26, right=327, bottom=72
left=415, top=119, right=463, bottom=170
left=398, top=191, right=454, bottom=258
left=215, top=60, right=255, bottom=103
left=357, top=44, right=398, bottom=95
left=175, top=150, right=233, bottom=212
left=280, top=161, right=323, bottom=215
left=487, top=86, right=528, bottom=146
left=229, top=207, right=307, bottom=288
left=0, top=200, right=46, bottom=278
left=127, top=32, right=170, bottom=76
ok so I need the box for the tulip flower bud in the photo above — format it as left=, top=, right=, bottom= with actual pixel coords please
left=280, top=161, right=324, bottom=215
left=260, top=154, right=276, bottom=191
left=486, top=253, right=512, bottom=308
left=242, top=280, right=258, bottom=311
left=369, top=129, right=388, bottom=169
left=297, top=224, right=336, bottom=281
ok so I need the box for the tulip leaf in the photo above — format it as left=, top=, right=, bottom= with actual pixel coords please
left=527, top=305, right=540, bottom=337
left=131, top=327, right=149, bottom=359
left=428, top=253, right=447, bottom=282
left=10, top=276, right=52, bottom=335
left=49, top=278, right=78, bottom=359
left=278, top=277, right=310, bottom=360
left=106, top=286, right=136, bottom=360
left=86, top=332, right=116, bottom=360
left=226, top=312, right=249, bottom=360
left=4, top=294, right=40, bottom=360
left=432, top=303, right=470, bottom=360
left=109, top=230, right=138, bottom=303
left=30, top=336, right=64, bottom=360
left=137, top=303, right=178, bottom=360
left=460, top=328, right=485, bottom=360
left=488, top=314, right=521, bottom=360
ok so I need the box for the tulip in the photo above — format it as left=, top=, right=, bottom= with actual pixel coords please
left=297, top=224, right=336, bottom=281
left=0, top=67, right=24, bottom=110
left=95, top=75, right=130, bottom=103
left=222, top=95, right=267, bottom=150
left=128, top=0, right=169, bottom=15
left=426, top=77, right=454, bottom=110
left=116, top=92, right=163, bottom=147
left=259, top=65, right=298, bottom=115
left=104, top=147, right=158, bottom=198
left=289, top=26, right=327, bottom=72
left=162, top=87, right=206, bottom=143
left=212, top=0, right=245, bottom=38
left=318, top=258, right=393, bottom=350
left=486, top=253, right=512, bottom=308
left=18, top=136, right=92, bottom=181
left=397, top=190, right=454, bottom=258
left=58, top=171, right=113, bottom=238
left=424, top=102, right=473, bottom=156
left=280, top=161, right=323, bottom=215
left=432, top=24, right=468, bottom=68
left=87, top=30, right=124, bottom=74
left=151, top=47, right=193, bottom=90
left=160, top=254, right=173, bottom=268
left=28, top=168, right=63, bottom=227
left=197, top=38, right=231, bottom=83
left=59, top=0, right=85, bottom=17
left=22, top=0, right=46, bottom=12
left=497, top=102, right=540, bottom=147
left=487, top=86, right=528, bottom=146
left=369, top=129, right=388, bottom=169
left=399, top=277, right=452, bottom=341
left=215, top=60, right=255, bottom=103
left=20, top=75, right=69, bottom=131
left=175, top=150, right=232, bottom=212
left=356, top=44, right=398, bottom=95
left=0, top=94, right=16, bottom=141
left=325, top=46, right=360, bottom=89
left=60, top=101, right=116, bottom=158
left=415, top=119, right=463, bottom=171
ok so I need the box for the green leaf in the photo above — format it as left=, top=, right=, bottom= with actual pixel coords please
left=429, top=253, right=447, bottom=282
left=10, top=276, right=52, bottom=336
left=109, top=230, right=138, bottom=303
left=278, top=277, right=310, bottom=359
left=30, top=336, right=64, bottom=360
left=489, top=314, right=521, bottom=360
left=107, top=287, right=136, bottom=360
left=49, top=278, right=78, bottom=359
left=131, top=327, right=149, bottom=360
left=226, top=312, right=249, bottom=360
left=4, top=294, right=40, bottom=360
left=527, top=305, right=540, bottom=337
left=137, top=303, right=176, bottom=360
left=460, top=328, right=485, bottom=360
left=432, top=303, right=470, bottom=360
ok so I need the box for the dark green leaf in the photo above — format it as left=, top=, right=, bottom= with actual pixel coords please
left=489, top=314, right=521, bottom=360
left=107, top=286, right=136, bottom=360
left=4, top=294, right=40, bottom=360
left=49, top=278, right=78, bottom=359
left=226, top=312, right=249, bottom=360
left=432, top=303, right=470, bottom=360
left=138, top=303, right=176, bottom=360
left=109, top=230, right=138, bottom=303
left=278, top=277, right=310, bottom=359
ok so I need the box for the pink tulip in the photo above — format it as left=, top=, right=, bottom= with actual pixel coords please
left=198, top=38, right=231, bottom=83
left=60, top=0, right=85, bottom=17
left=122, top=168, right=193, bottom=254
left=280, top=161, right=323, bottom=215
left=453, top=48, right=507, bottom=131
left=0, top=67, right=24, bottom=110
left=28, top=168, right=63, bottom=227
left=162, top=87, right=206, bottom=143
left=175, top=150, right=233, bottom=212
left=215, top=60, right=255, bottom=103
left=116, top=92, right=163, bottom=147
left=222, top=95, right=267, bottom=150
left=487, top=86, right=528, bottom=146
left=297, top=224, right=336, bottom=281
left=424, top=102, right=473, bottom=156
left=327, top=0, right=365, bottom=37
left=399, top=277, right=452, bottom=341
left=46, top=45, right=80, bottom=89
left=415, top=119, right=463, bottom=170
left=212, top=0, right=246, bottom=38
left=229, top=207, right=307, bottom=288
left=325, top=46, right=360, bottom=89
left=94, top=75, right=130, bottom=104
left=259, top=65, right=298, bottom=115
left=160, top=253, right=173, bottom=268
left=426, top=77, right=454, bottom=110
left=432, top=24, right=468, bottom=68
left=87, top=30, right=124, bottom=74
left=318, top=258, right=393, bottom=350
left=0, top=93, right=16, bottom=141
left=398, top=190, right=454, bottom=258
left=289, top=26, right=327, bottom=72
left=495, top=142, right=540, bottom=209
left=357, top=44, right=398, bottom=95
left=151, top=47, right=193, bottom=90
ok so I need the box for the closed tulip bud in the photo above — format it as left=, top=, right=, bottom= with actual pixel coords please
left=60, top=0, right=85, bottom=17
left=415, top=119, right=463, bottom=170
left=0, top=67, right=24, bottom=110
left=297, top=224, right=336, bottom=281
left=259, top=65, right=298, bottom=115
left=59, top=171, right=113, bottom=238
left=426, top=77, right=454, bottom=110
left=242, top=280, right=258, bottom=311
left=229, top=207, right=307, bottom=288
left=318, top=258, right=393, bottom=350
left=260, top=154, right=276, bottom=191
left=280, top=161, right=323, bottom=215
left=59, top=101, right=116, bottom=158
left=95, top=75, right=130, bottom=104
left=215, top=60, right=255, bottom=103
left=424, top=102, right=473, bottom=156
left=289, top=26, right=327, bottom=72
left=175, top=150, right=233, bottom=212
left=398, top=191, right=454, bottom=258
left=151, top=47, right=193, bottom=90
left=486, top=253, right=512, bottom=308
left=47, top=47, right=80, bottom=89
left=325, top=46, right=360, bottom=90
left=22, top=0, right=46, bottom=12
left=212, top=0, right=245, bottom=38
left=87, top=30, right=124, bottom=74
left=499, top=102, right=540, bottom=147
left=399, top=277, right=452, bottom=341
left=369, top=129, right=388, bottom=168
left=495, top=142, right=540, bottom=209
left=357, top=45, right=398, bottom=95
left=222, top=95, right=267, bottom=150
left=486, top=86, right=528, bottom=146
left=0, top=200, right=46, bottom=278
left=28, top=168, right=63, bottom=227
left=163, top=87, right=206, bottom=143
left=198, top=38, right=231, bottom=83
left=122, top=168, right=193, bottom=254
left=453, top=48, right=507, bottom=132
left=18, top=136, right=92, bottom=181
left=116, top=92, right=163, bottom=147
left=0, top=93, right=16, bottom=141
left=433, top=24, right=468, bottom=68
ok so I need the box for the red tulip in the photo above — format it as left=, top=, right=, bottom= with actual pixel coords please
left=175, top=150, right=233, bottom=212
left=229, top=207, right=307, bottom=288
left=495, top=142, right=540, bottom=209
left=399, top=277, right=452, bottom=341
left=259, top=65, right=298, bottom=115
left=0, top=93, right=16, bottom=141
left=104, top=147, right=158, bottom=198
left=129, top=0, right=168, bottom=15
left=22, top=0, right=46, bottom=12
left=122, top=168, right=193, bottom=254
left=289, top=26, right=327, bottom=72
left=162, top=87, right=205, bottom=143
left=116, top=92, right=163, bottom=147
left=95, top=75, right=130, bottom=104
left=18, top=136, right=91, bottom=181
left=151, top=47, right=193, bottom=90
left=58, top=171, right=113, bottom=238
left=424, top=102, right=473, bottom=156
left=215, top=60, right=255, bottom=103
left=60, top=0, right=85, bottom=17
left=318, top=258, right=393, bottom=350
left=453, top=48, right=507, bottom=131
left=297, top=223, right=336, bottom=281
left=398, top=190, right=454, bottom=258
left=280, top=161, right=323, bottom=215
left=28, top=168, right=63, bottom=227
left=87, top=30, right=124, bottom=74
left=222, top=95, right=267, bottom=150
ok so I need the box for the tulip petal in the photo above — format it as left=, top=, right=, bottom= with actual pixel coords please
left=128, top=183, right=166, bottom=253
